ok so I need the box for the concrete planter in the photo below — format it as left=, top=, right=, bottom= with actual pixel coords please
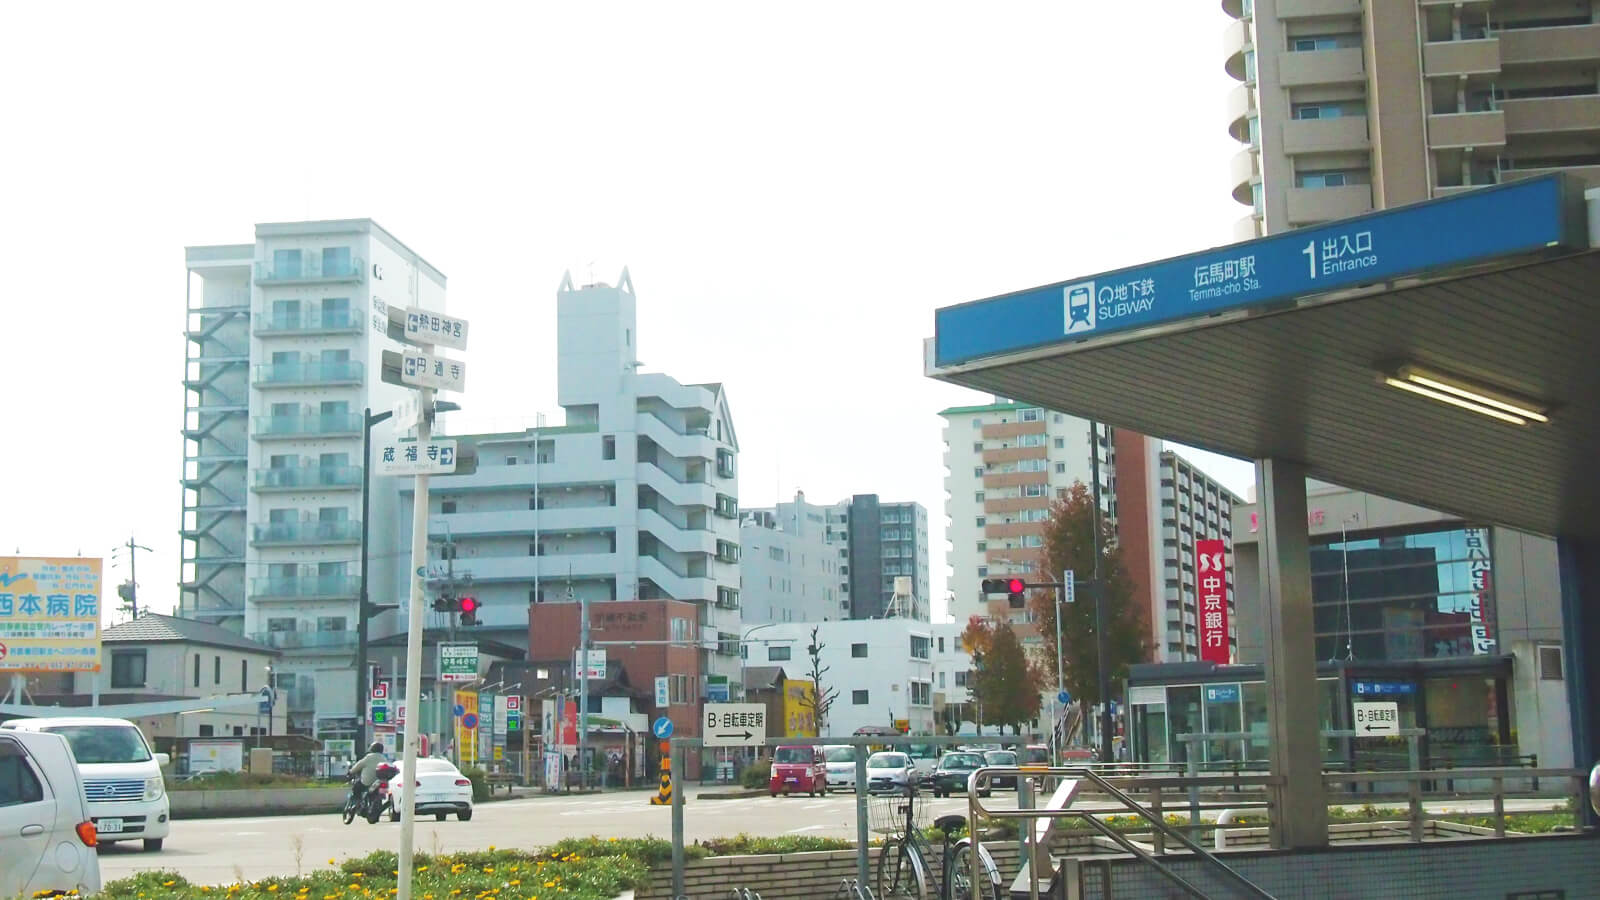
left=169, top=786, right=348, bottom=819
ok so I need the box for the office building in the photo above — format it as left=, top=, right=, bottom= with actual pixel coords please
left=739, top=491, right=840, bottom=624
left=180, top=220, right=445, bottom=738
left=743, top=619, right=935, bottom=737
left=1226, top=0, right=1600, bottom=241
left=399, top=269, right=742, bottom=699
left=821, top=496, right=930, bottom=621
left=1141, top=450, right=1243, bottom=663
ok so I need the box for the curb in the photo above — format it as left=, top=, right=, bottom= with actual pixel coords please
left=696, top=790, right=767, bottom=801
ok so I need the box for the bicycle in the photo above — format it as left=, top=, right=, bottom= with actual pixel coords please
left=870, top=786, right=1003, bottom=900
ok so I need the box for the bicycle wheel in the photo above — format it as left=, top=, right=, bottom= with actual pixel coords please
left=875, top=839, right=930, bottom=899
left=946, top=839, right=1002, bottom=900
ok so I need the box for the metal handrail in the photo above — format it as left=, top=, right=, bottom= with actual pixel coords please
left=969, top=765, right=1278, bottom=900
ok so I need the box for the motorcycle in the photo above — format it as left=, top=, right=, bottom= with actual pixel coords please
left=343, top=763, right=400, bottom=825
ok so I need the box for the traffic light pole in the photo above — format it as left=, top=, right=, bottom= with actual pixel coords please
left=1089, top=419, right=1112, bottom=764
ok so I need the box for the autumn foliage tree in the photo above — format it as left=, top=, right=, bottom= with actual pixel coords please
left=960, top=616, right=1045, bottom=735
left=1027, top=482, right=1152, bottom=723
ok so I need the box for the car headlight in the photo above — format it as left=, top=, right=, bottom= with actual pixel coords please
left=145, top=776, right=165, bottom=800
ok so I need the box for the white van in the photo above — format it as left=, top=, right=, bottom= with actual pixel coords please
left=2, top=716, right=172, bottom=851
left=0, top=729, right=102, bottom=898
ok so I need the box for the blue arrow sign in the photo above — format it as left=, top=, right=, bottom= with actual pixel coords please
left=452, top=704, right=465, bottom=717
left=652, top=717, right=674, bottom=740
left=1057, top=690, right=1071, bottom=706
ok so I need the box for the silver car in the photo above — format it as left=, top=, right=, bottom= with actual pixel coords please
left=823, top=745, right=859, bottom=791
left=866, top=751, right=914, bottom=793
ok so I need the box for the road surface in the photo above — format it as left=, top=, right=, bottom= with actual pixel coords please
left=96, top=788, right=1566, bottom=885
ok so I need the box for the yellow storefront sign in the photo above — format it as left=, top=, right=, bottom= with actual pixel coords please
left=455, top=690, right=479, bottom=763
left=783, top=680, right=817, bottom=737
left=0, top=557, right=103, bottom=673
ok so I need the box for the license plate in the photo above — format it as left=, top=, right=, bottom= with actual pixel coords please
left=422, top=793, right=447, bottom=802
left=97, top=818, right=124, bottom=834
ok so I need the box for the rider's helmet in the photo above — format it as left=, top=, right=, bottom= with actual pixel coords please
left=370, top=741, right=384, bottom=754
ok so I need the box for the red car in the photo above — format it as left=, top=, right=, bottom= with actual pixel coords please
left=768, top=745, right=827, bottom=797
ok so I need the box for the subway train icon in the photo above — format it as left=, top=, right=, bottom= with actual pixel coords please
left=1064, top=281, right=1096, bottom=332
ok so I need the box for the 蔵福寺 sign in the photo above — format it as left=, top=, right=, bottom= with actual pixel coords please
left=378, top=439, right=458, bottom=476
left=0, top=557, right=102, bottom=673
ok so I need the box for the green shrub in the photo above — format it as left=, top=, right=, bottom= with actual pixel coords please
left=698, top=833, right=856, bottom=856
left=741, top=758, right=771, bottom=789
left=458, top=764, right=492, bottom=802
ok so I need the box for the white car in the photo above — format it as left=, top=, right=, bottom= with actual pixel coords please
left=2, top=716, right=171, bottom=850
left=866, top=751, right=914, bottom=793
left=0, top=729, right=102, bottom=899
left=822, top=745, right=858, bottom=791
left=387, top=757, right=474, bottom=821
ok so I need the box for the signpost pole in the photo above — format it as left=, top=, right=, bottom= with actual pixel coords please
left=396, top=388, right=434, bottom=900
left=670, top=739, right=686, bottom=897
left=578, top=588, right=589, bottom=790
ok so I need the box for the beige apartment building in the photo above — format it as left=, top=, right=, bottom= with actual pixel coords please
left=1225, top=0, right=1600, bottom=240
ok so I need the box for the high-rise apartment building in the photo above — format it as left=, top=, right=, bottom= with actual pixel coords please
left=739, top=492, right=840, bottom=624
left=399, top=270, right=743, bottom=692
left=1225, top=0, right=1600, bottom=241
left=824, top=496, right=931, bottom=621
left=1146, top=451, right=1242, bottom=662
left=181, top=220, right=444, bottom=737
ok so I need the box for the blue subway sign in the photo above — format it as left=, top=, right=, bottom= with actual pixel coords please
left=933, top=175, right=1576, bottom=368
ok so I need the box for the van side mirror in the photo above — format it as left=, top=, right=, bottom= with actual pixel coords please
left=155, top=752, right=171, bottom=767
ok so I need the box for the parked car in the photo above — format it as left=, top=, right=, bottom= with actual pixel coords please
left=931, top=751, right=989, bottom=798
left=387, top=757, right=474, bottom=821
left=865, top=751, right=914, bottom=793
left=0, top=729, right=101, bottom=899
left=983, top=749, right=1019, bottom=790
left=1021, top=744, right=1051, bottom=766
left=769, top=745, right=827, bottom=797
left=822, top=745, right=858, bottom=791
left=2, top=716, right=171, bottom=850
left=906, top=743, right=940, bottom=786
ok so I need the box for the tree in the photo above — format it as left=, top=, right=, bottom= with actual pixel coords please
left=961, top=616, right=1045, bottom=735
left=798, top=626, right=839, bottom=735
left=1027, top=482, right=1152, bottom=721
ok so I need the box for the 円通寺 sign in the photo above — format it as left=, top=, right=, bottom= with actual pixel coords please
left=0, top=557, right=103, bottom=673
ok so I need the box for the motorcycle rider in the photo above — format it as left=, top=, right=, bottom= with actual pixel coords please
left=348, top=741, right=388, bottom=811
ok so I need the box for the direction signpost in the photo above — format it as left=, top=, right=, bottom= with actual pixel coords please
left=440, top=643, right=479, bottom=683
left=1352, top=701, right=1400, bottom=736
left=703, top=703, right=767, bottom=748
left=377, top=439, right=459, bottom=476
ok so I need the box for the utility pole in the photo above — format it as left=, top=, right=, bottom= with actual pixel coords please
left=115, top=537, right=152, bottom=620
left=357, top=407, right=394, bottom=750
left=1088, top=420, right=1113, bottom=764
left=575, top=576, right=589, bottom=790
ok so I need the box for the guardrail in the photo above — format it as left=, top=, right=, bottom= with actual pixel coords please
left=1322, top=767, right=1588, bottom=842
left=969, top=765, right=1278, bottom=900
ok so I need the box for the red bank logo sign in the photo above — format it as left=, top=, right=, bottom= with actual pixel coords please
left=1196, top=539, right=1230, bottom=665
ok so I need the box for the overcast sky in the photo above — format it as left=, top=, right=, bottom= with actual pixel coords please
left=1, top=2, right=1255, bottom=623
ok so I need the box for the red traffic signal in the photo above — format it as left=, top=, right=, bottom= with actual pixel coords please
left=458, top=596, right=479, bottom=613
left=1007, top=578, right=1026, bottom=594
left=458, top=596, right=480, bottom=626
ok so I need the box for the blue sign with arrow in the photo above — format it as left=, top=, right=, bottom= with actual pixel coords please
left=1057, top=690, right=1071, bottom=706
left=652, top=717, right=675, bottom=740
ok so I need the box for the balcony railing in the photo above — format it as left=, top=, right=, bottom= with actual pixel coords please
left=252, top=361, right=364, bottom=387
left=253, top=413, right=363, bottom=437
left=255, top=256, right=365, bottom=284
left=254, top=465, right=362, bottom=490
left=251, top=575, right=360, bottom=598
left=253, top=309, right=364, bottom=334
left=251, top=520, right=362, bottom=545
left=251, top=629, right=358, bottom=650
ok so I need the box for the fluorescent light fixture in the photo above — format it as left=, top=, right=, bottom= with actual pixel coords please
left=1380, top=364, right=1550, bottom=426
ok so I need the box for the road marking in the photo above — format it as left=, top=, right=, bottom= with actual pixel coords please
left=785, top=824, right=825, bottom=834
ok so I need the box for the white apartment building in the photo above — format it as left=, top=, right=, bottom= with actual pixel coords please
left=181, top=220, right=445, bottom=738
left=940, top=400, right=1115, bottom=627
left=739, top=491, right=839, bottom=624
left=929, top=621, right=974, bottom=732
left=397, top=270, right=743, bottom=687
left=743, top=619, right=935, bottom=737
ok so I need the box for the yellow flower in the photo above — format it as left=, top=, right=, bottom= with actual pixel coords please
left=509, top=881, right=520, bottom=887
left=164, top=882, right=176, bottom=887
left=268, top=888, right=280, bottom=894
left=329, top=860, right=336, bottom=865
left=487, top=845, right=496, bottom=851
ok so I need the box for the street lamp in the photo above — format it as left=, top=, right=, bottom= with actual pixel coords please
left=737, top=623, right=789, bottom=699
left=356, top=401, right=459, bottom=747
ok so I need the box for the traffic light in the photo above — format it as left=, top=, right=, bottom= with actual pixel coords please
left=458, top=596, right=480, bottom=626
left=432, top=595, right=456, bottom=613
left=981, top=577, right=1029, bottom=608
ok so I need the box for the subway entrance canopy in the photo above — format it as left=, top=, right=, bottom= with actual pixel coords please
left=926, top=175, right=1598, bottom=543
left=925, top=174, right=1600, bottom=844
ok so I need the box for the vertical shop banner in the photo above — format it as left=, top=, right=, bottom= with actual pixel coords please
left=0, top=557, right=103, bottom=672
left=1196, top=539, right=1230, bottom=665
left=454, top=690, right=479, bottom=764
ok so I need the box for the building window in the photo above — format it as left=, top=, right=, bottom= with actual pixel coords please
left=1024, top=484, right=1045, bottom=497
left=937, top=637, right=945, bottom=654
left=910, top=636, right=930, bottom=659
left=670, top=617, right=693, bottom=643
left=971, top=419, right=981, bottom=428
left=975, top=517, right=985, bottom=528
left=955, top=670, right=968, bottom=687
left=1053, top=437, right=1065, bottom=449
left=972, top=442, right=983, bottom=452
left=767, top=645, right=791, bottom=662
left=939, top=671, right=946, bottom=688
left=910, top=682, right=931, bottom=706
left=602, top=435, right=615, bottom=460
left=852, top=690, right=870, bottom=705
left=977, top=566, right=988, bottom=577
left=198, top=725, right=215, bottom=738
left=240, top=659, right=248, bottom=692
left=1055, top=463, right=1066, bottom=474
left=973, top=466, right=983, bottom=478
left=852, top=643, right=868, bottom=658
left=193, top=654, right=201, bottom=687
left=716, top=540, right=740, bottom=563
left=716, top=494, right=739, bottom=518
left=442, top=500, right=456, bottom=514
left=110, top=650, right=147, bottom=689
left=1019, top=433, right=1046, bottom=448
left=1020, top=408, right=1042, bottom=422
left=1539, top=645, right=1563, bottom=680
left=974, top=492, right=984, bottom=503
left=716, top=448, right=736, bottom=478
left=318, top=616, right=347, bottom=632
left=214, top=656, right=221, bottom=684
